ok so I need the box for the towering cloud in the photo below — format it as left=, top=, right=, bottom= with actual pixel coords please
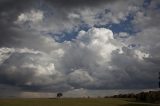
left=0, top=0, right=159, bottom=97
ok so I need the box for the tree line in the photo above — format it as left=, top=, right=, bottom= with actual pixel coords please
left=104, top=91, right=160, bottom=103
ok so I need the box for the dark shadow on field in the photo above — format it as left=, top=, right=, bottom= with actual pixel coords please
left=121, top=99, right=160, bottom=106
left=121, top=103, right=160, bottom=106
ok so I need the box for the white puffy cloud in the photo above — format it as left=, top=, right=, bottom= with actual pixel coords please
left=77, top=28, right=120, bottom=62
left=134, top=50, right=149, bottom=60
left=10, top=0, right=144, bottom=34
left=59, top=27, right=157, bottom=91
left=0, top=47, right=63, bottom=87
left=17, top=10, right=43, bottom=23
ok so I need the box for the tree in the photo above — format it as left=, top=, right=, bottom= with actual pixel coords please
left=57, top=92, right=63, bottom=98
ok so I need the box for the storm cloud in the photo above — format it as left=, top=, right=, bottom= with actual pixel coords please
left=0, top=0, right=160, bottom=97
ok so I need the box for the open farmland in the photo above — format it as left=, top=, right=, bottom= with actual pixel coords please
left=0, top=98, right=159, bottom=106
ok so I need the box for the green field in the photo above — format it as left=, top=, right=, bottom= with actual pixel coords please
left=0, top=98, right=159, bottom=106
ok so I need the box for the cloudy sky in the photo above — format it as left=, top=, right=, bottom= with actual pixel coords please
left=0, top=0, right=160, bottom=98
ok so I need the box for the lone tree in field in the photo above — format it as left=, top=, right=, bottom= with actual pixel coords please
left=57, top=92, right=63, bottom=98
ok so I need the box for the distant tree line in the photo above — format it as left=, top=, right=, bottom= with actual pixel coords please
left=136, top=91, right=160, bottom=103
left=104, top=91, right=160, bottom=103
left=104, top=93, right=136, bottom=99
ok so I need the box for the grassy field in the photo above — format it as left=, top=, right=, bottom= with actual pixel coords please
left=0, top=98, right=159, bottom=106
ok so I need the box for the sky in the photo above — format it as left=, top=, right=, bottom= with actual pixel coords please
left=0, top=0, right=160, bottom=98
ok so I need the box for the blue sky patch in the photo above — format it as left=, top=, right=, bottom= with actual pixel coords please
left=95, top=14, right=136, bottom=35
left=47, top=23, right=90, bottom=42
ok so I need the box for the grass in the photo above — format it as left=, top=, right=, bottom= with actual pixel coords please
left=0, top=98, right=159, bottom=106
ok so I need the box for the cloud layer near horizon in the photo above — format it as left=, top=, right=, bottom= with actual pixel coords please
left=0, top=0, right=160, bottom=97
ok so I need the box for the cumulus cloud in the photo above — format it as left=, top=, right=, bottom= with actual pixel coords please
left=0, top=48, right=61, bottom=87
left=68, top=69, right=94, bottom=87
left=76, top=28, right=120, bottom=62
left=0, top=0, right=144, bottom=34
left=0, top=26, right=157, bottom=93
left=16, top=10, right=43, bottom=24
left=0, top=0, right=160, bottom=97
